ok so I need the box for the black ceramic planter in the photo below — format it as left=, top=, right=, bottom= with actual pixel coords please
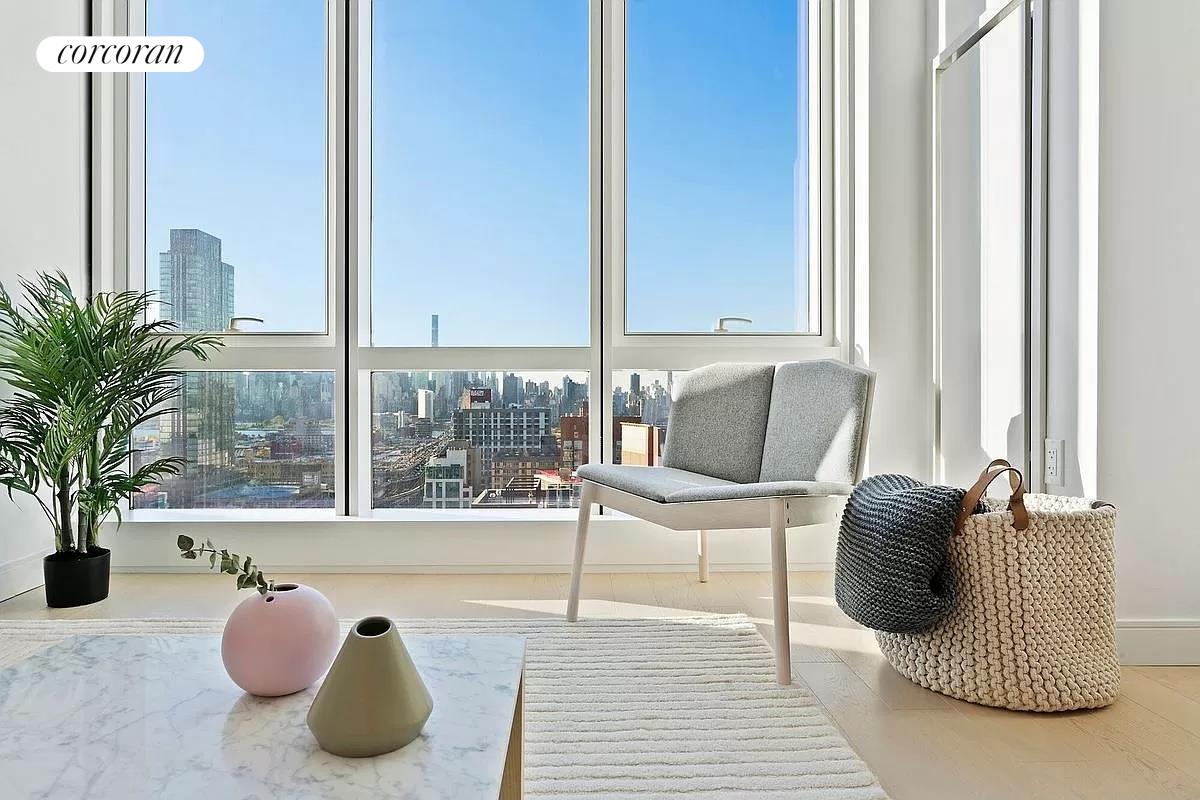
left=43, top=547, right=110, bottom=608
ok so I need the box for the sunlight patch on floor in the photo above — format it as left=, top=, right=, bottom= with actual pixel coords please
left=745, top=616, right=880, bottom=655
left=460, top=598, right=880, bottom=654
left=785, top=595, right=838, bottom=606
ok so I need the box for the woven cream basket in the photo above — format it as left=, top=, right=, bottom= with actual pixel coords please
left=876, top=460, right=1120, bottom=712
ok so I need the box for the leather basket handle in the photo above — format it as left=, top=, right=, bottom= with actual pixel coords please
left=956, top=458, right=1029, bottom=534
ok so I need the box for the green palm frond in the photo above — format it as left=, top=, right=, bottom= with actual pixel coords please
left=0, top=271, right=223, bottom=552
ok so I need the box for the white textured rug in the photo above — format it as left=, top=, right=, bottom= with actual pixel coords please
left=0, top=615, right=886, bottom=799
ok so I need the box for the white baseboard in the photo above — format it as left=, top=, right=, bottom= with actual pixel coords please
left=1117, top=619, right=1200, bottom=665
left=0, top=550, right=47, bottom=602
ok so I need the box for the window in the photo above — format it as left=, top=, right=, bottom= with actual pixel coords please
left=624, top=0, right=819, bottom=335
left=128, top=0, right=335, bottom=518
left=372, top=371, right=589, bottom=509
left=115, top=0, right=834, bottom=528
left=144, top=0, right=327, bottom=333
left=370, top=0, right=590, bottom=346
left=610, top=369, right=682, bottom=464
left=133, top=372, right=335, bottom=510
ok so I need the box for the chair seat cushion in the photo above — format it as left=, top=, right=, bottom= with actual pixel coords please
left=668, top=479, right=854, bottom=503
left=577, top=464, right=853, bottom=504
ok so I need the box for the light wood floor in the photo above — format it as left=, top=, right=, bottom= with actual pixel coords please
left=3, top=570, right=1199, bottom=800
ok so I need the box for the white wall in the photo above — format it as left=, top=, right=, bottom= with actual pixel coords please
left=855, top=0, right=932, bottom=480
left=1096, top=0, right=1200, bottom=662
left=1044, top=0, right=1100, bottom=501
left=936, top=0, right=1200, bottom=663
left=0, top=0, right=89, bottom=600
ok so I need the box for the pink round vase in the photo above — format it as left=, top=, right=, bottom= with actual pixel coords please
left=221, top=583, right=339, bottom=697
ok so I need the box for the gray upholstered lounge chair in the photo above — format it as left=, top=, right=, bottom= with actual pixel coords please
left=566, top=359, right=875, bottom=685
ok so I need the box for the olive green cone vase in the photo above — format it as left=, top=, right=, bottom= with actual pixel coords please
left=306, top=616, right=434, bottom=757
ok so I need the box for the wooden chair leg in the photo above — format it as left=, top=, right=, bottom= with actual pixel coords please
left=697, top=530, right=710, bottom=583
left=566, top=482, right=594, bottom=622
left=769, top=499, right=792, bottom=685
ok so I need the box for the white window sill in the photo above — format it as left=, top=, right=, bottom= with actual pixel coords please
left=120, top=508, right=605, bottom=525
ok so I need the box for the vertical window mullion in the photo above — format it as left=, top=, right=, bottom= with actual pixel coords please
left=591, top=0, right=607, bottom=469
left=334, top=0, right=350, bottom=515
left=341, top=0, right=370, bottom=516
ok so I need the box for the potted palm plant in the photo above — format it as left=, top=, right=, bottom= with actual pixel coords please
left=0, top=272, right=222, bottom=607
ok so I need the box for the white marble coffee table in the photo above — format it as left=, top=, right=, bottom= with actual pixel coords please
left=0, top=633, right=525, bottom=799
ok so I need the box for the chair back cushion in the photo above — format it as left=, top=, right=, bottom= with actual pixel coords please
left=662, top=363, right=775, bottom=483
left=760, top=360, right=873, bottom=484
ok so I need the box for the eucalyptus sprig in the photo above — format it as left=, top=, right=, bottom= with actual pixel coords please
left=177, top=535, right=274, bottom=595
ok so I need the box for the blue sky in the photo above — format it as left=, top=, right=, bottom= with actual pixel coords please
left=627, top=0, right=808, bottom=334
left=147, top=0, right=808, bottom=341
left=147, top=0, right=326, bottom=332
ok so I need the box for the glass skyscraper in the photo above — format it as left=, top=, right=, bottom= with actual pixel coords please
left=156, top=229, right=237, bottom=503
left=158, top=228, right=235, bottom=332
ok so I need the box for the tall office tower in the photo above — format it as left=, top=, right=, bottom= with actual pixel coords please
left=159, top=228, right=235, bottom=332
left=612, top=388, right=628, bottom=417
left=157, top=229, right=236, bottom=505
left=502, top=373, right=521, bottom=408
left=416, top=389, right=435, bottom=420
left=452, top=407, right=550, bottom=452
left=159, top=373, right=235, bottom=462
left=452, top=406, right=552, bottom=487
left=561, top=377, right=586, bottom=416
left=431, top=314, right=439, bottom=347
left=448, top=370, right=467, bottom=402
left=627, top=372, right=643, bottom=417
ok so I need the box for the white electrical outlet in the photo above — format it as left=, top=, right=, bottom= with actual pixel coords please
left=1044, top=439, right=1065, bottom=487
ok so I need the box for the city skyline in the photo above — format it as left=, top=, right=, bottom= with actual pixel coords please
left=372, top=369, right=591, bottom=509
left=135, top=228, right=337, bottom=511
left=368, top=368, right=679, bottom=509
left=136, top=260, right=677, bottom=512
left=140, top=229, right=680, bottom=511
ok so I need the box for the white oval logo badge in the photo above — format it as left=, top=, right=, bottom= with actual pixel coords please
left=37, top=36, right=204, bottom=73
